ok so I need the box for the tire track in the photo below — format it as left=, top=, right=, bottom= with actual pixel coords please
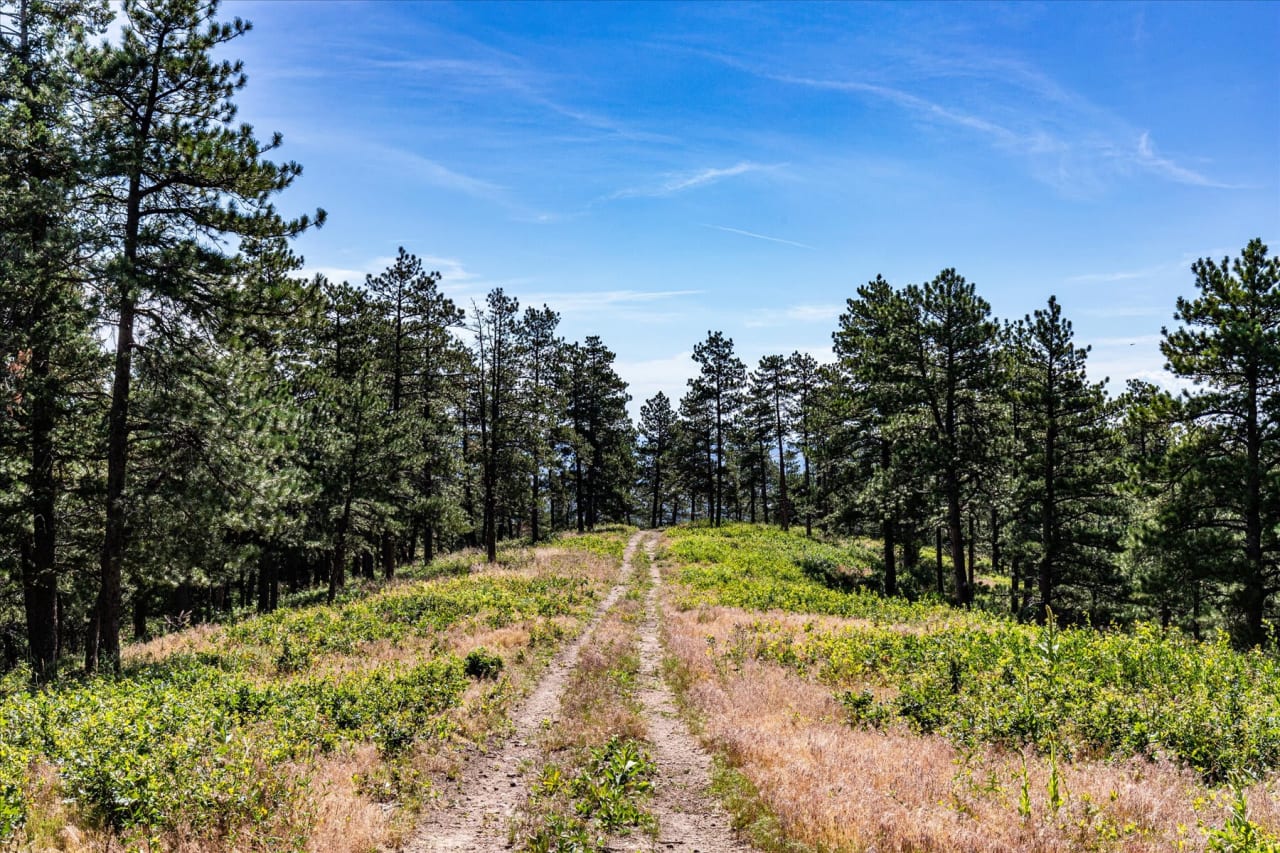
left=405, top=532, right=646, bottom=852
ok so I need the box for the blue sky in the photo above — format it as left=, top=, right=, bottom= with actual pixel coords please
left=213, top=0, right=1277, bottom=413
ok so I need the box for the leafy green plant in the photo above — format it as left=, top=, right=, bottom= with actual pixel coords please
left=465, top=647, right=504, bottom=680
left=672, top=524, right=1280, bottom=783
left=1207, top=787, right=1280, bottom=853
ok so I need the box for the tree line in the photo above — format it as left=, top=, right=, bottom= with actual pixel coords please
left=0, top=0, right=635, bottom=682
left=1, top=0, right=1276, bottom=686
left=638, top=246, right=1278, bottom=648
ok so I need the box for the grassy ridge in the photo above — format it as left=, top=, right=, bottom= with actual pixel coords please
left=667, top=523, right=964, bottom=624
left=0, top=529, right=631, bottom=850
left=667, top=524, right=1280, bottom=782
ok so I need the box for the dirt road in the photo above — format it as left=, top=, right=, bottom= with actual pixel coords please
left=406, top=531, right=750, bottom=853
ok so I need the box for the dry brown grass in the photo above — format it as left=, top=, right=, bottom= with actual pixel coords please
left=121, top=622, right=224, bottom=667
left=304, top=745, right=396, bottom=853
left=665, top=605, right=1280, bottom=853
left=541, top=585, right=647, bottom=754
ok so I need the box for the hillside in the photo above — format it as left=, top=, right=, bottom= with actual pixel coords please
left=2, top=524, right=1277, bottom=852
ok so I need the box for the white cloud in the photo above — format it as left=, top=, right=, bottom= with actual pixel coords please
left=609, top=161, right=784, bottom=199
left=747, top=60, right=1242, bottom=197
left=522, top=289, right=700, bottom=315
left=744, top=303, right=842, bottom=328
left=1081, top=333, right=1195, bottom=396
left=1135, top=132, right=1242, bottom=189
left=1077, top=305, right=1170, bottom=319
left=1065, top=264, right=1171, bottom=284
left=614, top=351, right=696, bottom=416
left=703, top=224, right=815, bottom=250
left=371, top=147, right=507, bottom=202
left=374, top=57, right=676, bottom=145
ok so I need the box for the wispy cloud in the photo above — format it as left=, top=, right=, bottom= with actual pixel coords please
left=744, top=303, right=842, bottom=327
left=1065, top=244, right=1247, bottom=285
left=521, top=289, right=700, bottom=315
left=703, top=224, right=815, bottom=250
left=371, top=146, right=508, bottom=203
left=1065, top=263, right=1174, bottom=284
left=1134, top=132, right=1243, bottom=189
left=373, top=56, right=676, bottom=144
left=609, top=161, right=784, bottom=199
left=777, top=73, right=1024, bottom=148
left=1089, top=333, right=1165, bottom=348
left=1078, top=305, right=1170, bottom=319
left=361, top=143, right=564, bottom=222
left=713, top=50, right=1242, bottom=197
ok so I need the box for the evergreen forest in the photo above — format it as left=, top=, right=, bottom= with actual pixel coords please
left=1, top=0, right=1277, bottom=683
left=2, top=1, right=1280, bottom=850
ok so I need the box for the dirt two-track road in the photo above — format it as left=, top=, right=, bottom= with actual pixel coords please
left=405, top=531, right=751, bottom=853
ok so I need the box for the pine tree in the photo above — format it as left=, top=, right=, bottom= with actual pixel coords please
left=638, top=392, right=675, bottom=529
left=753, top=355, right=793, bottom=531
left=1161, top=239, right=1280, bottom=646
left=833, top=276, right=914, bottom=594
left=311, top=279, right=396, bottom=603
left=736, top=384, right=773, bottom=524
left=787, top=351, right=821, bottom=537
left=83, top=0, right=321, bottom=670
left=672, top=391, right=714, bottom=523
left=1012, top=296, right=1125, bottom=624
left=563, top=336, right=633, bottom=529
left=518, top=306, right=563, bottom=543
left=0, top=0, right=107, bottom=681
left=470, top=289, right=520, bottom=562
left=900, top=270, right=999, bottom=605
left=689, top=331, right=746, bottom=527
left=1117, top=380, right=1202, bottom=631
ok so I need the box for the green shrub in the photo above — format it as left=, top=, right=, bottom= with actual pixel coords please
left=464, top=647, right=504, bottom=680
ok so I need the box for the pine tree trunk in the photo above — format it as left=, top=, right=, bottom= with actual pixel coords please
left=93, top=293, right=136, bottom=673
left=24, top=341, right=59, bottom=683
left=649, top=457, right=662, bottom=529
left=776, top=397, right=789, bottom=531
left=967, top=514, right=976, bottom=594
left=947, top=478, right=967, bottom=607
left=935, top=527, right=945, bottom=596
left=575, top=453, right=585, bottom=534
left=381, top=531, right=395, bottom=579
left=132, top=588, right=149, bottom=641
left=883, top=518, right=897, bottom=597
left=1039, top=413, right=1057, bottom=625
left=1242, top=368, right=1266, bottom=646
left=1010, top=554, right=1020, bottom=617
left=531, top=469, right=541, bottom=543
left=329, top=498, right=351, bottom=604
left=257, top=550, right=274, bottom=613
